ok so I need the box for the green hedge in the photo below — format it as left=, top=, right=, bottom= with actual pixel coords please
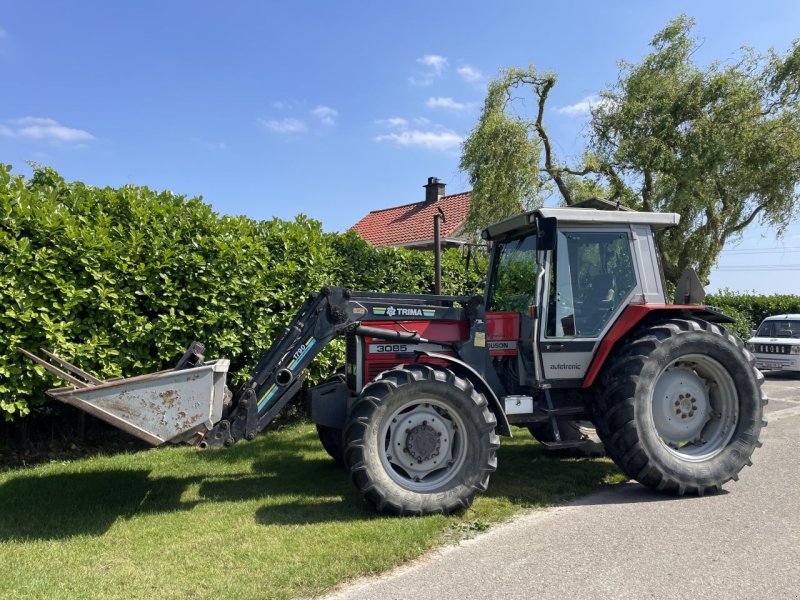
left=706, top=290, right=800, bottom=339
left=5, top=164, right=795, bottom=422
left=0, top=165, right=484, bottom=420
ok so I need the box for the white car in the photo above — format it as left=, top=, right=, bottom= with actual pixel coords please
left=747, top=314, right=800, bottom=372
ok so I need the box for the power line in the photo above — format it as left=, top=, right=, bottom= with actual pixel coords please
left=724, top=246, right=800, bottom=251
left=721, top=248, right=800, bottom=255
left=715, top=265, right=800, bottom=271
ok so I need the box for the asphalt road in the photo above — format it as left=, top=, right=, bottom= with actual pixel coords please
left=326, top=372, right=800, bottom=600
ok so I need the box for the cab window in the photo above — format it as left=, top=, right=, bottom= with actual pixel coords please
left=546, top=231, right=636, bottom=338
left=489, top=235, right=538, bottom=313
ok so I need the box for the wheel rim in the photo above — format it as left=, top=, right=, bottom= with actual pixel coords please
left=650, top=353, right=739, bottom=461
left=378, top=397, right=468, bottom=492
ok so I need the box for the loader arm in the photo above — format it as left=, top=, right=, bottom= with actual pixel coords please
left=200, top=286, right=458, bottom=448
left=22, top=286, right=478, bottom=448
left=200, top=286, right=356, bottom=447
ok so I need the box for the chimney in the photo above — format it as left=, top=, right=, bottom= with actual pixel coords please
left=423, top=177, right=446, bottom=203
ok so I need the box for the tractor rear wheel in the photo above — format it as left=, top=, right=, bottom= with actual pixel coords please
left=595, top=317, right=767, bottom=495
left=343, top=363, right=499, bottom=515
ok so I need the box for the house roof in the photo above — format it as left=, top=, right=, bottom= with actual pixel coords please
left=351, top=192, right=472, bottom=246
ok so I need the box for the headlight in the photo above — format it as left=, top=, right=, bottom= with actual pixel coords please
left=791, top=346, right=800, bottom=355
left=746, top=343, right=756, bottom=352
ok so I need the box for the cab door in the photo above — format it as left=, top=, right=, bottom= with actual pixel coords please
left=539, top=228, right=639, bottom=385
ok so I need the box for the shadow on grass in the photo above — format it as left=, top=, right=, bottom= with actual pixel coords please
left=0, top=428, right=648, bottom=540
left=481, top=441, right=623, bottom=507
left=0, top=470, right=203, bottom=540
left=0, top=445, right=369, bottom=540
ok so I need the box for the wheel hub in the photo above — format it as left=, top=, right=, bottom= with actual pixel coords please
left=405, top=422, right=441, bottom=462
left=384, top=403, right=457, bottom=484
left=652, top=366, right=710, bottom=445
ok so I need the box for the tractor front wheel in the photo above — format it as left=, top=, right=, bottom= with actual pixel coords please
left=595, top=318, right=767, bottom=495
left=343, top=363, right=499, bottom=515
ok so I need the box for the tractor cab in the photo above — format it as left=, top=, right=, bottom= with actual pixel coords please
left=482, top=207, right=679, bottom=390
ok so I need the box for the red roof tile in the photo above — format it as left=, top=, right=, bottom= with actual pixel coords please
left=351, top=192, right=472, bottom=246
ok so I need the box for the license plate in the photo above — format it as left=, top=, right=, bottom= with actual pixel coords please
left=759, top=361, right=784, bottom=369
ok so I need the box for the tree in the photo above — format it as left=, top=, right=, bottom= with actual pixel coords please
left=460, top=66, right=631, bottom=231
left=461, top=16, right=800, bottom=284
left=459, top=67, right=547, bottom=234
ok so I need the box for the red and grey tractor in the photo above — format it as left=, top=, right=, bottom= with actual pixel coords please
left=26, top=206, right=766, bottom=515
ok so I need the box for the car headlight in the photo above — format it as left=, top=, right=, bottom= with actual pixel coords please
left=746, top=343, right=756, bottom=352
left=791, top=346, right=800, bottom=355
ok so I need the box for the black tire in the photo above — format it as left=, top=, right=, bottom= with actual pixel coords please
left=315, top=370, right=347, bottom=466
left=595, top=317, right=767, bottom=495
left=528, top=420, right=605, bottom=457
left=316, top=424, right=345, bottom=467
left=343, top=363, right=499, bottom=516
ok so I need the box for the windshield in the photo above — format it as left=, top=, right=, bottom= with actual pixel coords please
left=756, top=320, right=800, bottom=338
left=488, top=235, right=538, bottom=313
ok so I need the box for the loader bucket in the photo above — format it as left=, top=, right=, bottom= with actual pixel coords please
left=20, top=348, right=229, bottom=446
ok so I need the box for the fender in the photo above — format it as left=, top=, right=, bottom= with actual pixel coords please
left=581, top=304, right=737, bottom=389
left=417, top=351, right=512, bottom=437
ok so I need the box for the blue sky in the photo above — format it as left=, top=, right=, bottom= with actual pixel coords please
left=1, top=1, right=799, bottom=293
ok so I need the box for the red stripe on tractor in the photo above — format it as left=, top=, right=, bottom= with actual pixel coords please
left=580, top=304, right=703, bottom=388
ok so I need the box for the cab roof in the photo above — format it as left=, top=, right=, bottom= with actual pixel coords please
left=481, top=206, right=681, bottom=241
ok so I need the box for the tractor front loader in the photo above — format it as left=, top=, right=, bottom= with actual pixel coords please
left=24, top=206, right=767, bottom=515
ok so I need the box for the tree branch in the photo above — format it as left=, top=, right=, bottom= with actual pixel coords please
left=723, top=205, right=764, bottom=238
left=533, top=78, right=573, bottom=205
left=642, top=169, right=654, bottom=212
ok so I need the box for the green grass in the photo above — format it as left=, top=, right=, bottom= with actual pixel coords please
left=0, top=423, right=624, bottom=600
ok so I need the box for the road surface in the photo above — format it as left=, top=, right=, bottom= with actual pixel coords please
left=327, top=373, right=800, bottom=600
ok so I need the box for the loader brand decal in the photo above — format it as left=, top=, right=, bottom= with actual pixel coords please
left=288, top=338, right=316, bottom=369
left=372, top=306, right=436, bottom=318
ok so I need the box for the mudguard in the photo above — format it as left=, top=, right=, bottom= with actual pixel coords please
left=582, top=304, right=737, bottom=388
left=417, top=351, right=512, bottom=437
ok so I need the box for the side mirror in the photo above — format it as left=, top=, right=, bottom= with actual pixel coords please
left=537, top=216, right=557, bottom=251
